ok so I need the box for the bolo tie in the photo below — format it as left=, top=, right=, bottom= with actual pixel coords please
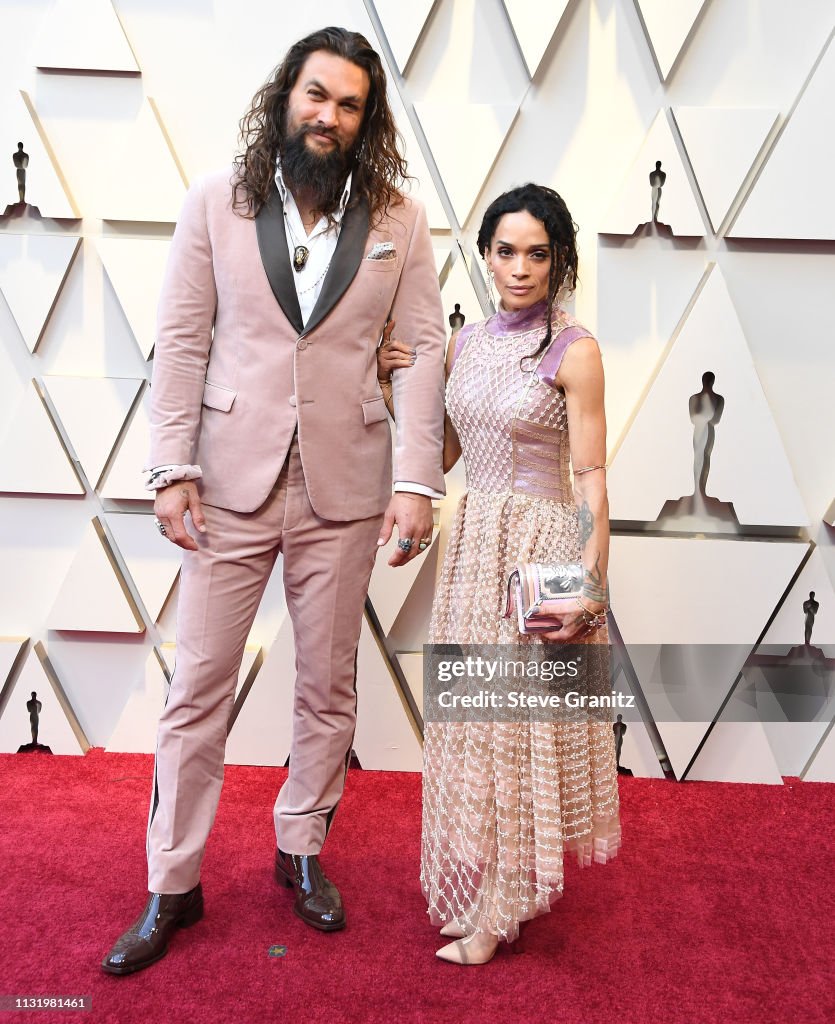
left=284, top=210, right=311, bottom=272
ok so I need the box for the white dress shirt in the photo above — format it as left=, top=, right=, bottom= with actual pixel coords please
left=275, top=160, right=350, bottom=327
left=146, top=159, right=442, bottom=501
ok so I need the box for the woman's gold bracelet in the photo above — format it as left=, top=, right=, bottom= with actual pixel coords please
left=575, top=596, right=607, bottom=625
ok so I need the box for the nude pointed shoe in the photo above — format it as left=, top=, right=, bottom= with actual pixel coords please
left=435, top=932, right=499, bottom=965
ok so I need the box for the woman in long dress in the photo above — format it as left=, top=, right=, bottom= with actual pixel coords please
left=378, top=183, right=622, bottom=965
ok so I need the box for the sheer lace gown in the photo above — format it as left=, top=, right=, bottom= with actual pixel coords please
left=420, top=300, right=622, bottom=942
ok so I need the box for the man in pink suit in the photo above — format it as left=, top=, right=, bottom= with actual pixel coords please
left=102, top=26, right=445, bottom=975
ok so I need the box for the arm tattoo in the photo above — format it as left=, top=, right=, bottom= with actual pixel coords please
left=582, top=552, right=608, bottom=604
left=578, top=499, right=594, bottom=549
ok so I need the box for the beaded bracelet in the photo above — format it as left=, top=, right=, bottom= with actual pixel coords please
left=575, top=596, right=606, bottom=627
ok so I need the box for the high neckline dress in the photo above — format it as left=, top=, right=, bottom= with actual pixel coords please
left=420, top=300, right=622, bottom=941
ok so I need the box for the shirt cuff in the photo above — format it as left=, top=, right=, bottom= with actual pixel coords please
left=144, top=464, right=203, bottom=491
left=394, top=481, right=444, bottom=500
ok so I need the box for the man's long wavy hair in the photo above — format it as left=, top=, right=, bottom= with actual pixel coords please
left=232, top=26, right=408, bottom=221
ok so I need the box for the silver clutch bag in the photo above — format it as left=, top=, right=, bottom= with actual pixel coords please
left=503, top=562, right=584, bottom=634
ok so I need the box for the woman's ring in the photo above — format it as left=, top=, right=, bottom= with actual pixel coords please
left=397, top=537, right=414, bottom=552
left=154, top=519, right=167, bottom=537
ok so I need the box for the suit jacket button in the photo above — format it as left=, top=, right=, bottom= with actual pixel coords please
left=288, top=395, right=297, bottom=407
left=296, top=339, right=308, bottom=351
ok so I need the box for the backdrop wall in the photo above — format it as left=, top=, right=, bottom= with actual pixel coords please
left=1, top=0, right=833, bottom=783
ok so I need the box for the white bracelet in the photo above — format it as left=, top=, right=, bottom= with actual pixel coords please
left=144, top=464, right=203, bottom=491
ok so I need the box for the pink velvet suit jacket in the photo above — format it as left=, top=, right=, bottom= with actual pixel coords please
left=145, top=166, right=446, bottom=519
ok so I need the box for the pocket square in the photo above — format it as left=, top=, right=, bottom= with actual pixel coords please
left=366, top=241, right=397, bottom=260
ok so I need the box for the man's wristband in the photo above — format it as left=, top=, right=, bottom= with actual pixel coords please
left=144, top=464, right=203, bottom=491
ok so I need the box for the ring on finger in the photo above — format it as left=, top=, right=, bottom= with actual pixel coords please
left=397, top=537, right=414, bottom=552
left=154, top=518, right=167, bottom=537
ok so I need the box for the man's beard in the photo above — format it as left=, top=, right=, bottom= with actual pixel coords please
left=280, top=122, right=356, bottom=218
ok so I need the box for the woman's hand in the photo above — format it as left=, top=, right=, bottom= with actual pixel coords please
left=532, top=600, right=605, bottom=643
left=377, top=319, right=415, bottom=381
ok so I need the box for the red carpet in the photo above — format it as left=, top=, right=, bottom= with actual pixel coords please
left=0, top=750, right=832, bottom=1024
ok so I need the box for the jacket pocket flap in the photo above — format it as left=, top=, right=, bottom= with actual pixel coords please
left=362, top=396, right=388, bottom=425
left=202, top=381, right=236, bottom=412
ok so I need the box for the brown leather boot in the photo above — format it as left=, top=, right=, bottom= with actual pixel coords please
left=274, top=849, right=345, bottom=931
left=101, top=884, right=204, bottom=975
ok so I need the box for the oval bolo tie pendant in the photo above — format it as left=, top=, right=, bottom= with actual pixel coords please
left=293, top=245, right=310, bottom=272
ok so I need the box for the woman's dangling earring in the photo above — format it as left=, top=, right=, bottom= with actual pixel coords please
left=486, top=267, right=497, bottom=311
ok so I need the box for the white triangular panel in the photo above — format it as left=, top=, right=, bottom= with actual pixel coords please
left=804, top=725, right=835, bottom=782
left=601, top=111, right=704, bottom=236
left=0, top=234, right=80, bottom=352
left=759, top=549, right=835, bottom=655
left=502, top=0, right=571, bottom=77
left=615, top=720, right=664, bottom=779
left=731, top=37, right=835, bottom=240
left=414, top=102, right=518, bottom=225
left=98, top=386, right=150, bottom=499
left=105, top=513, right=181, bottom=621
left=609, top=535, right=806, bottom=779
left=0, top=380, right=84, bottom=495
left=686, top=722, right=783, bottom=784
left=48, top=518, right=144, bottom=632
left=761, top=723, right=830, bottom=780
left=96, top=237, right=171, bottom=359
left=0, top=638, right=28, bottom=690
left=610, top=661, right=665, bottom=779
left=225, top=616, right=295, bottom=767
left=43, top=376, right=142, bottom=487
left=0, top=91, right=77, bottom=217
left=634, top=0, right=708, bottom=80
left=93, top=100, right=185, bottom=222
left=597, top=246, right=708, bottom=449
left=375, top=0, right=438, bottom=72
left=369, top=533, right=439, bottom=634
left=106, top=650, right=169, bottom=753
left=396, top=107, right=449, bottom=231
left=32, top=0, right=139, bottom=73
left=673, top=107, right=778, bottom=233
left=353, top=619, right=422, bottom=770
left=606, top=536, right=811, bottom=638
left=398, top=651, right=424, bottom=719
left=160, top=642, right=262, bottom=704
left=746, top=545, right=835, bottom=777
left=433, top=245, right=452, bottom=278
left=234, top=647, right=263, bottom=702
left=0, top=644, right=88, bottom=754
left=440, top=249, right=485, bottom=332
left=608, top=266, right=808, bottom=527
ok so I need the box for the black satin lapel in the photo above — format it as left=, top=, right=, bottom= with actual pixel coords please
left=301, top=194, right=370, bottom=338
left=255, top=182, right=304, bottom=335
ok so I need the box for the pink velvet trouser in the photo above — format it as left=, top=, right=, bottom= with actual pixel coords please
left=146, top=435, right=384, bottom=893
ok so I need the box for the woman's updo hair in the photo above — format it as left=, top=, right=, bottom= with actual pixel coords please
left=477, top=183, right=579, bottom=355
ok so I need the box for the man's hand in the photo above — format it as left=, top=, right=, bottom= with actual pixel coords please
left=154, top=480, right=207, bottom=551
left=377, top=493, right=434, bottom=566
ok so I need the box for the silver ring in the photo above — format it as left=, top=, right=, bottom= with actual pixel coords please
left=397, top=537, right=414, bottom=552
left=154, top=519, right=167, bottom=537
